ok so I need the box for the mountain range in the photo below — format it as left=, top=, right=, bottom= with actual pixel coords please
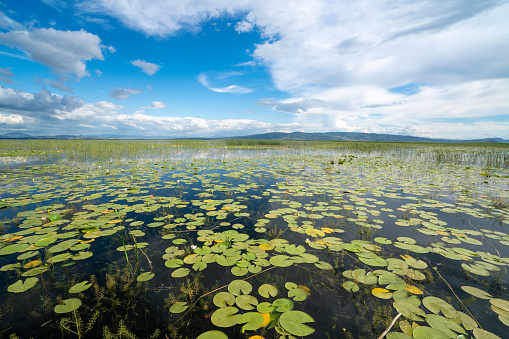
left=0, top=131, right=507, bottom=143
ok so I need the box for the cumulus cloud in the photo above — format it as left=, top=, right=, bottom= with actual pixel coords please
left=109, top=87, right=143, bottom=100
left=130, top=60, right=160, bottom=76
left=198, top=73, right=253, bottom=94
left=0, top=87, right=83, bottom=117
left=235, top=20, right=254, bottom=33
left=0, top=14, right=113, bottom=80
left=0, top=113, right=23, bottom=125
left=141, top=101, right=166, bottom=109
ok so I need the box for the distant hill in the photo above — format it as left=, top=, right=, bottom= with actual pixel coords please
left=0, top=131, right=507, bottom=143
left=230, top=132, right=509, bottom=143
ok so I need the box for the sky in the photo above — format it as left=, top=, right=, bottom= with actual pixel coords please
left=0, top=0, right=508, bottom=139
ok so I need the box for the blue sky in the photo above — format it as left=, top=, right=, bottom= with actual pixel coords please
left=0, top=0, right=508, bottom=139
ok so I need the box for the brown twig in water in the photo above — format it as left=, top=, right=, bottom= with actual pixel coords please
left=468, top=220, right=501, bottom=258
left=138, top=248, right=153, bottom=270
left=376, top=312, right=401, bottom=339
left=431, top=265, right=482, bottom=329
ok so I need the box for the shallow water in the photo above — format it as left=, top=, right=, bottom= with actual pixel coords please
left=0, top=146, right=508, bottom=338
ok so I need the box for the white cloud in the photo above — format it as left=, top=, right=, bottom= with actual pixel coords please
left=130, top=59, right=160, bottom=76
left=198, top=73, right=253, bottom=94
left=0, top=14, right=112, bottom=80
left=109, top=87, right=143, bottom=100
left=0, top=113, right=23, bottom=124
left=79, top=0, right=250, bottom=37
left=95, top=69, right=103, bottom=77
left=141, top=101, right=166, bottom=109
left=0, top=87, right=83, bottom=117
left=235, top=20, right=254, bottom=33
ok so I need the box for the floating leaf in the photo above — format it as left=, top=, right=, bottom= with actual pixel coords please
left=288, top=288, right=308, bottom=301
left=393, top=300, right=426, bottom=321
left=196, top=331, right=227, bottom=339
left=170, top=301, right=188, bottom=314
left=7, top=277, right=39, bottom=293
left=236, top=295, right=258, bottom=310
left=270, top=255, right=294, bottom=267
left=211, top=307, right=241, bottom=327
left=258, top=284, right=278, bottom=298
left=228, top=280, right=252, bottom=296
left=425, top=314, right=466, bottom=337
left=412, top=326, right=449, bottom=339
left=21, top=266, right=48, bottom=277
left=137, top=272, right=154, bottom=282
left=54, top=298, right=82, bottom=314
left=171, top=268, right=190, bottom=278
left=213, top=292, right=236, bottom=308
left=278, top=310, right=315, bottom=336
left=405, top=285, right=423, bottom=295
left=69, top=281, right=92, bottom=293
left=423, top=296, right=458, bottom=319
left=231, top=266, right=248, bottom=276
left=372, top=288, right=392, bottom=299
left=343, top=281, right=359, bottom=292
left=273, top=298, right=294, bottom=312
left=239, top=312, right=265, bottom=331
left=461, top=286, right=493, bottom=299
left=472, top=328, right=502, bottom=339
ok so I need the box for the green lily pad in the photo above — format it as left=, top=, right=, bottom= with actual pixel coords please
left=213, top=292, right=236, bottom=308
left=165, top=259, right=184, bottom=268
left=169, top=301, right=188, bottom=314
left=462, top=263, right=490, bottom=276
left=137, top=272, right=155, bottom=282
left=254, top=300, right=273, bottom=313
left=259, top=284, right=278, bottom=298
left=69, top=281, right=92, bottom=293
left=461, top=286, right=493, bottom=299
left=423, top=296, right=458, bottom=319
left=425, top=314, right=466, bottom=337
left=412, top=326, right=449, bottom=339
left=270, top=255, right=294, bottom=267
left=171, top=268, right=190, bottom=278
left=314, top=261, right=333, bottom=270
left=231, top=266, right=248, bottom=276
left=285, top=244, right=306, bottom=255
left=239, top=312, right=264, bottom=331
left=193, top=261, right=207, bottom=271
left=472, top=328, right=502, bottom=339
left=21, top=266, right=49, bottom=277
left=54, top=298, right=82, bottom=314
left=236, top=294, right=258, bottom=310
left=7, top=277, right=39, bottom=293
left=288, top=288, right=308, bottom=301
left=48, top=239, right=79, bottom=253
left=393, top=300, right=426, bottom=321
left=0, top=243, right=30, bottom=256
left=278, top=310, right=315, bottom=336
left=228, top=280, right=252, bottom=296
left=196, top=331, right=227, bottom=339
left=273, top=298, right=294, bottom=312
left=211, top=307, right=241, bottom=328
left=343, top=281, right=359, bottom=292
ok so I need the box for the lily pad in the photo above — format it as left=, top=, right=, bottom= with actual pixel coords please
left=171, top=268, right=190, bottom=278
left=69, top=281, right=92, bottom=293
left=461, top=286, right=493, bottom=299
left=137, top=272, right=155, bottom=282
left=228, top=280, right=252, bottom=296
left=211, top=307, right=241, bottom=328
left=259, top=284, right=278, bottom=298
left=213, top=292, right=236, bottom=308
left=170, top=301, right=189, bottom=314
left=278, top=310, right=315, bottom=336
left=196, top=331, right=227, bottom=339
left=239, top=312, right=265, bottom=331
left=7, top=277, right=39, bottom=293
left=54, top=298, right=82, bottom=314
